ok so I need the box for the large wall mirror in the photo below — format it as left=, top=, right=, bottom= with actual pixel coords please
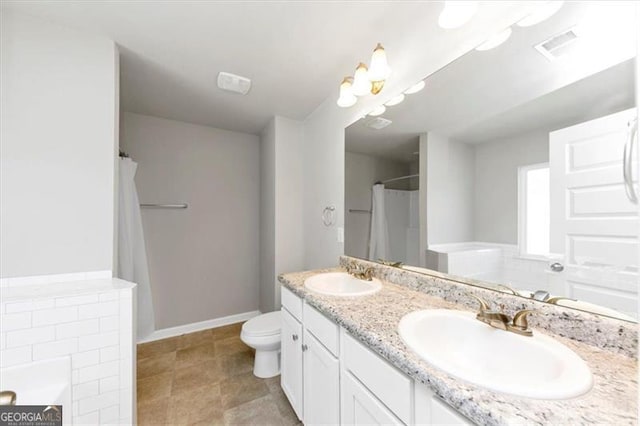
left=344, top=2, right=638, bottom=322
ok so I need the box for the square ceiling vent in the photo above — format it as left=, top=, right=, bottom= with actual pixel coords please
left=217, top=72, right=251, bottom=95
left=534, top=27, right=580, bottom=61
left=366, top=117, right=392, bottom=130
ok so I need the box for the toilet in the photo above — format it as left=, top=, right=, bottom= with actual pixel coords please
left=240, top=310, right=282, bottom=378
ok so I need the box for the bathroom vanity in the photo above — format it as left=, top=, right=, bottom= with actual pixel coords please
left=279, top=257, right=638, bottom=425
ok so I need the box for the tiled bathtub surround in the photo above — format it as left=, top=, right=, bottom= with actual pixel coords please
left=0, top=277, right=136, bottom=425
left=279, top=258, right=638, bottom=425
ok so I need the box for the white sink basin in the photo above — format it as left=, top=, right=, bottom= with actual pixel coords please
left=304, top=272, right=382, bottom=296
left=398, top=309, right=593, bottom=399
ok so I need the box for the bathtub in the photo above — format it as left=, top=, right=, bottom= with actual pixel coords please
left=0, top=357, right=72, bottom=425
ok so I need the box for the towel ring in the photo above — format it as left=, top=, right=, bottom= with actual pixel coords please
left=322, top=205, right=336, bottom=226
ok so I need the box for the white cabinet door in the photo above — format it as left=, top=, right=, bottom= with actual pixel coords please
left=415, top=383, right=472, bottom=426
left=303, top=330, right=340, bottom=426
left=281, top=308, right=303, bottom=420
left=342, top=370, right=402, bottom=425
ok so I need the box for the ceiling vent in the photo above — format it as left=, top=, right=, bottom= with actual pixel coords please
left=365, top=117, right=392, bottom=130
left=534, top=27, right=580, bottom=61
left=217, top=72, right=251, bottom=95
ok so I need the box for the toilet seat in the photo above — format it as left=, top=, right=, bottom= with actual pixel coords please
left=242, top=311, right=281, bottom=337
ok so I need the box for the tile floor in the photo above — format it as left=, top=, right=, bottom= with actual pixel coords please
left=136, top=322, right=300, bottom=425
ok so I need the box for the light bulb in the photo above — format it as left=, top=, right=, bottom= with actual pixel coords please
left=517, top=1, right=564, bottom=27
left=384, top=94, right=405, bottom=107
left=336, top=77, right=357, bottom=108
left=404, top=80, right=425, bottom=95
left=352, top=63, right=372, bottom=97
left=476, top=27, right=512, bottom=51
left=438, top=1, right=478, bottom=29
left=368, top=43, right=391, bottom=82
left=368, top=105, right=386, bottom=116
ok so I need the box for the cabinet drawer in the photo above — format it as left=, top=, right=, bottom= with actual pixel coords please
left=281, top=286, right=302, bottom=321
left=343, top=332, right=412, bottom=424
left=303, top=303, right=339, bottom=356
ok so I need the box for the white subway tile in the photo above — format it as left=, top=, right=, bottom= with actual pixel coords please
left=78, top=359, right=119, bottom=383
left=73, top=411, right=99, bottom=425
left=119, top=388, right=133, bottom=419
left=5, top=301, right=35, bottom=313
left=78, top=331, right=118, bottom=352
left=100, top=346, right=119, bottom=363
left=99, top=292, right=119, bottom=302
left=0, top=333, right=5, bottom=350
left=0, top=312, right=32, bottom=331
left=72, top=369, right=79, bottom=384
left=56, top=319, right=99, bottom=339
left=32, top=306, right=78, bottom=326
left=99, top=316, right=119, bottom=332
left=78, top=301, right=119, bottom=320
left=32, top=299, right=56, bottom=310
left=72, top=380, right=99, bottom=401
left=55, top=294, right=99, bottom=307
left=33, top=338, right=78, bottom=360
left=72, top=350, right=100, bottom=369
left=6, top=326, right=54, bottom=347
left=0, top=346, right=32, bottom=367
left=100, top=405, right=120, bottom=424
left=77, top=390, right=119, bottom=415
left=100, top=376, right=119, bottom=393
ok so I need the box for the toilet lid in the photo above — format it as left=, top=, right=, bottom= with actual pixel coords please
left=242, top=311, right=281, bottom=337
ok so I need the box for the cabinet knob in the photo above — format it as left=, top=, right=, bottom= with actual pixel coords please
left=292, top=334, right=298, bottom=341
left=301, top=344, right=308, bottom=352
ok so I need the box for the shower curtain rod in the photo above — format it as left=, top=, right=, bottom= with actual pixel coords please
left=377, top=173, right=419, bottom=184
left=140, top=203, right=188, bottom=209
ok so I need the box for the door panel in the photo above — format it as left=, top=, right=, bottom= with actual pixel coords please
left=303, top=330, right=339, bottom=426
left=281, top=308, right=303, bottom=420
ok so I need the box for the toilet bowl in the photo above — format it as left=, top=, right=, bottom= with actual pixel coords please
left=240, top=310, right=281, bottom=378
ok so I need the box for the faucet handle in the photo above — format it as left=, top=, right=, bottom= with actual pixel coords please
left=510, top=310, right=535, bottom=336
left=470, top=294, right=491, bottom=312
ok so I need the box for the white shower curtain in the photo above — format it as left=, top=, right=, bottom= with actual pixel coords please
left=118, top=158, right=155, bottom=340
left=368, top=183, right=389, bottom=261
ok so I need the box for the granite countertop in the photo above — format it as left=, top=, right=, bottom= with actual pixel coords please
left=279, top=267, right=638, bottom=426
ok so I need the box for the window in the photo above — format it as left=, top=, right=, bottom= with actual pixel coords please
left=518, top=163, right=550, bottom=257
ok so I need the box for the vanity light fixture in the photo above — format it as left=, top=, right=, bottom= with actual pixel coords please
left=385, top=94, right=405, bottom=107
left=368, top=105, right=386, bottom=116
left=517, top=1, right=564, bottom=27
left=404, top=80, right=425, bottom=95
left=438, top=1, right=478, bottom=29
left=476, top=27, right=513, bottom=51
left=337, top=77, right=357, bottom=108
left=336, top=43, right=391, bottom=107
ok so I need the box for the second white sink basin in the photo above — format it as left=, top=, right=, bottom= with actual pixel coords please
left=398, top=309, right=593, bottom=399
left=304, top=272, right=382, bottom=297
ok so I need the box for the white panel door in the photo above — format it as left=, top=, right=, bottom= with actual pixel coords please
left=281, top=308, right=303, bottom=420
left=341, top=371, right=402, bottom=425
left=549, top=108, right=638, bottom=317
left=302, top=330, right=340, bottom=426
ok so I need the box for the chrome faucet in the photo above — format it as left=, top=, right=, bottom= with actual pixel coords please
left=471, top=295, right=535, bottom=337
left=345, top=261, right=374, bottom=281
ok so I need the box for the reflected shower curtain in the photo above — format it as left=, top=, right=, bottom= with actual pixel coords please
left=368, top=183, right=389, bottom=261
left=118, top=158, right=155, bottom=340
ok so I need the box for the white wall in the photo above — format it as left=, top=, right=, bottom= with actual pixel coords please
left=425, top=133, right=475, bottom=245
left=260, top=116, right=305, bottom=313
left=344, top=151, right=412, bottom=259
left=1, top=11, right=118, bottom=278
left=474, top=131, right=549, bottom=244
left=301, top=5, right=534, bottom=269
left=120, top=112, right=260, bottom=330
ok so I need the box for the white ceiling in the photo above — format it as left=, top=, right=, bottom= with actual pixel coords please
left=346, top=1, right=637, bottom=161
left=2, top=1, right=542, bottom=135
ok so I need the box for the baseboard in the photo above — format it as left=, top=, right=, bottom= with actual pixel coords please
left=138, top=310, right=261, bottom=343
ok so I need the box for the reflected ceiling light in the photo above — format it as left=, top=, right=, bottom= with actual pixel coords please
left=336, top=77, right=357, bottom=108
left=476, top=27, right=512, bottom=51
left=404, top=80, right=425, bottom=95
left=368, top=105, right=386, bottom=116
left=385, top=94, right=405, bottom=107
left=517, top=1, right=564, bottom=27
left=336, top=43, right=392, bottom=107
left=438, top=1, right=478, bottom=29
